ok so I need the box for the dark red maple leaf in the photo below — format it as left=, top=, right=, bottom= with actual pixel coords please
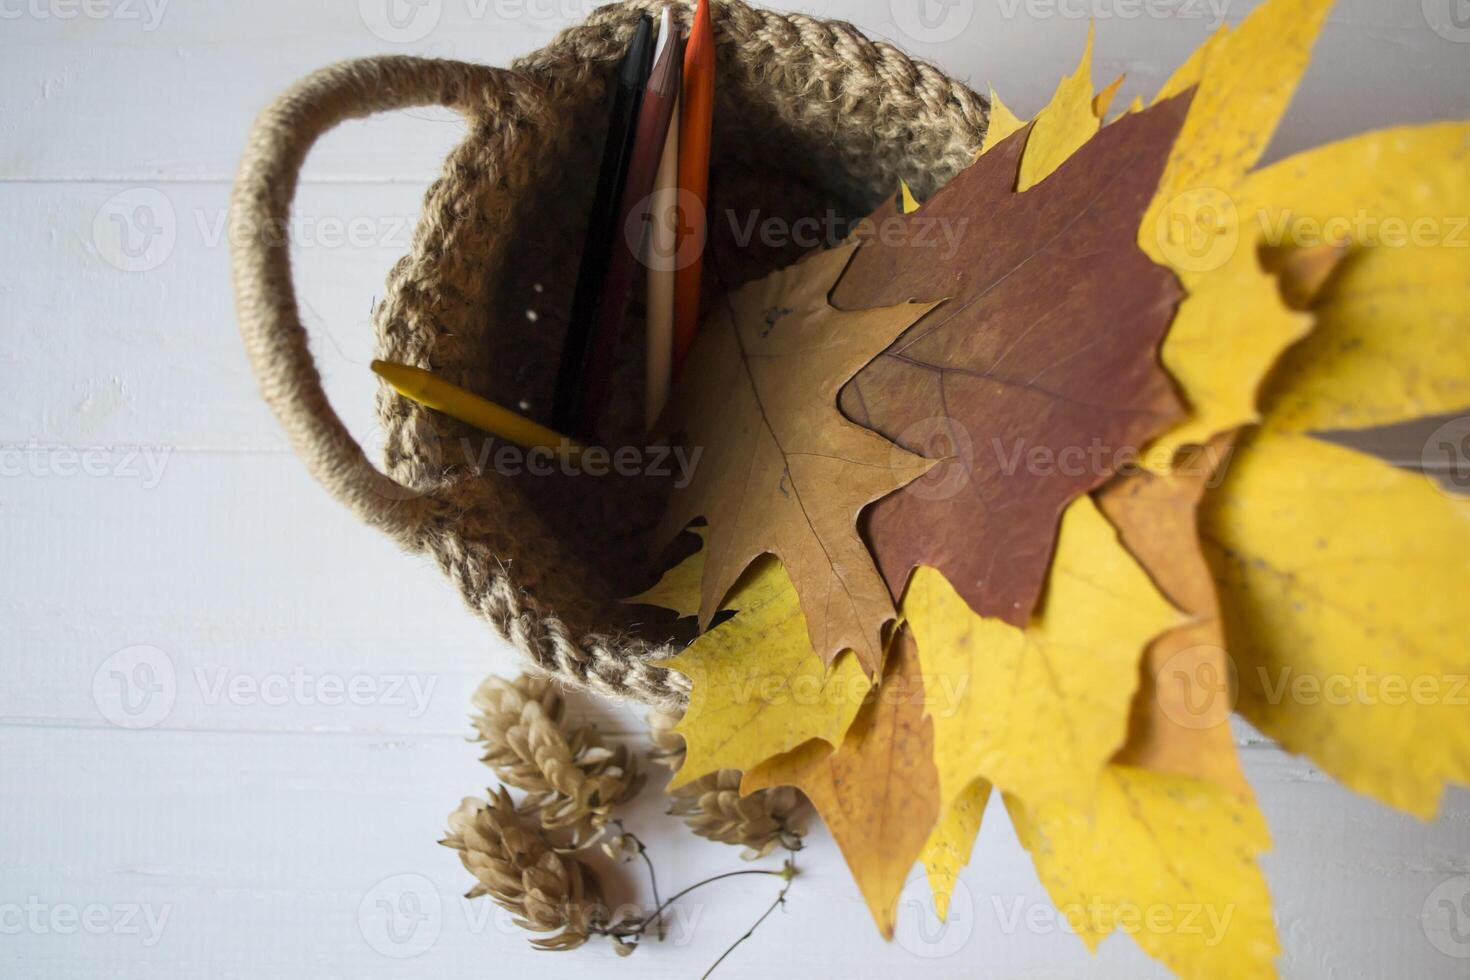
left=836, top=92, right=1193, bottom=625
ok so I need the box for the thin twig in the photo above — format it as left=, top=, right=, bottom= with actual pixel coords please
left=641, top=867, right=789, bottom=934
left=636, top=844, right=663, bottom=937
left=613, top=822, right=664, bottom=940
left=701, top=858, right=797, bottom=979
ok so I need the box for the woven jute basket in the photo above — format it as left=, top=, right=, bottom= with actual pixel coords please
left=231, top=0, right=989, bottom=709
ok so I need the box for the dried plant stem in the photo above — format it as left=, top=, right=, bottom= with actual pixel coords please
left=632, top=863, right=793, bottom=940
left=701, top=857, right=797, bottom=979
left=586, top=845, right=795, bottom=957
left=645, top=866, right=789, bottom=932
left=612, top=820, right=664, bottom=939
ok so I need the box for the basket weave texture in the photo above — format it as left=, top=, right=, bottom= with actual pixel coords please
left=231, top=0, right=989, bottom=708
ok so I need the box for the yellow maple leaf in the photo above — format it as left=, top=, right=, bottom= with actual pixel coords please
left=1016, top=25, right=1098, bottom=192
left=1007, top=766, right=1279, bottom=980
left=644, top=549, right=870, bottom=791
left=919, top=777, right=991, bottom=922
left=897, top=178, right=920, bottom=215
left=1240, top=123, right=1470, bottom=433
left=1200, top=429, right=1470, bottom=817
left=1147, top=245, right=1312, bottom=464
left=624, top=525, right=708, bottom=618
left=1092, top=73, right=1125, bottom=120
left=1030, top=465, right=1281, bottom=979
left=1133, top=0, right=1336, bottom=465
left=1188, top=123, right=1470, bottom=818
left=978, top=85, right=1027, bottom=157
left=1142, top=0, right=1336, bottom=274
left=744, top=628, right=940, bottom=938
left=902, top=496, right=1182, bottom=812
left=1014, top=462, right=1281, bottom=977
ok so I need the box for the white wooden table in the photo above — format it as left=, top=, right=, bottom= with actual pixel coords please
left=3, top=1, right=1468, bottom=976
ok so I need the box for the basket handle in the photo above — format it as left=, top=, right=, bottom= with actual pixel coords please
left=230, top=56, right=504, bottom=545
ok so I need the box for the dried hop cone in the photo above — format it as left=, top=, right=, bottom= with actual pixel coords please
left=473, top=674, right=643, bottom=836
left=669, top=772, right=804, bottom=859
left=442, top=787, right=607, bottom=951
left=648, top=711, right=806, bottom=859
left=647, top=709, right=687, bottom=772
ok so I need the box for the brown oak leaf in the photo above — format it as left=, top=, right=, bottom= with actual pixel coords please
left=835, top=92, right=1193, bottom=625
left=660, top=243, right=938, bottom=673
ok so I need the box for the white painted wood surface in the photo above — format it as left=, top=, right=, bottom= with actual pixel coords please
left=3, top=1, right=1468, bottom=977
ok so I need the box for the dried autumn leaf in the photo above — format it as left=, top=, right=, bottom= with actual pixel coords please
left=1092, top=73, right=1125, bottom=121
left=836, top=93, right=1191, bottom=625
left=1135, top=0, right=1336, bottom=462
left=661, top=243, right=938, bottom=673
left=1190, top=118, right=1470, bottom=816
left=919, top=777, right=991, bottom=922
left=902, top=496, right=1182, bottom=812
left=1240, top=123, right=1470, bottom=434
left=744, top=628, right=940, bottom=939
left=1007, top=767, right=1279, bottom=980
left=897, top=179, right=920, bottom=216
left=978, top=85, right=1025, bottom=156
left=1201, top=429, right=1470, bottom=817
left=1097, top=444, right=1252, bottom=799
left=640, top=545, right=870, bottom=791
left=1258, top=241, right=1348, bottom=312
left=625, top=525, right=708, bottom=618
left=1080, top=251, right=1344, bottom=915
left=1015, top=26, right=1099, bottom=193
left=1100, top=234, right=1343, bottom=797
left=1145, top=244, right=1313, bottom=465
left=1141, top=0, right=1336, bottom=273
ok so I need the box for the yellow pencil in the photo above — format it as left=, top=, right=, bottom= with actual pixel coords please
left=370, top=360, right=582, bottom=456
